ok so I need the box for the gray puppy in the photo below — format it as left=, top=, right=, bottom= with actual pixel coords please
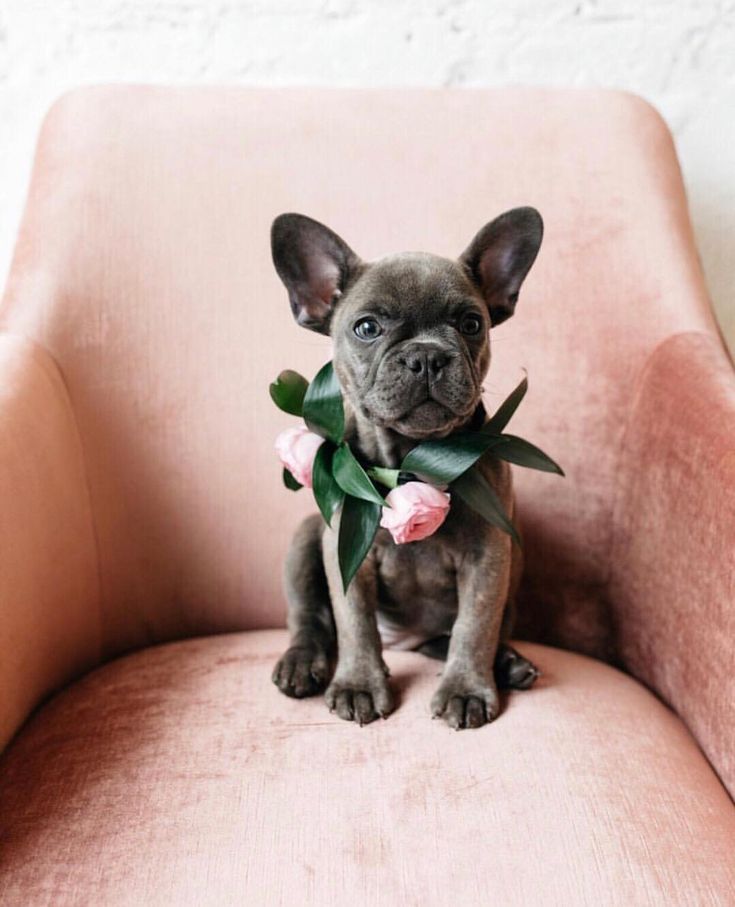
left=270, top=209, right=543, bottom=729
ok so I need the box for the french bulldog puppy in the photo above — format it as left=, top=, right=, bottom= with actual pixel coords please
left=271, top=209, right=543, bottom=729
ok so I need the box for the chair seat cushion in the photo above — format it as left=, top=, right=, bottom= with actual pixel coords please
left=1, top=630, right=733, bottom=906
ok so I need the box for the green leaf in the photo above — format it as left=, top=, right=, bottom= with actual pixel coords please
left=332, top=444, right=387, bottom=505
left=270, top=370, right=309, bottom=416
left=452, top=466, right=520, bottom=546
left=311, top=443, right=344, bottom=526
left=282, top=467, right=303, bottom=491
left=338, top=495, right=381, bottom=591
left=367, top=466, right=401, bottom=489
left=493, top=435, right=565, bottom=476
left=401, top=433, right=501, bottom=484
left=483, top=374, right=528, bottom=435
left=302, top=361, right=345, bottom=443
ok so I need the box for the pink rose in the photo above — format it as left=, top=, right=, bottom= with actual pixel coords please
left=379, top=481, right=451, bottom=544
left=275, top=426, right=324, bottom=488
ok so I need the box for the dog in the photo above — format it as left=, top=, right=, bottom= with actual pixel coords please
left=270, top=208, right=543, bottom=729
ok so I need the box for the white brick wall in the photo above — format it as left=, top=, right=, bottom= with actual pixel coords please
left=1, top=0, right=733, bottom=347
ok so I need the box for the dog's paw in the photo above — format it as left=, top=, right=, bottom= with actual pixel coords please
left=494, top=643, right=539, bottom=691
left=325, top=671, right=394, bottom=726
left=431, top=675, right=500, bottom=730
left=272, top=645, right=331, bottom=699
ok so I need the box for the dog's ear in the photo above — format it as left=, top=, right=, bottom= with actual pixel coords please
left=459, top=207, right=543, bottom=326
left=271, top=213, right=361, bottom=334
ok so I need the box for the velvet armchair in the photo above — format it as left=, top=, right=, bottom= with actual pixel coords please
left=0, top=86, right=733, bottom=905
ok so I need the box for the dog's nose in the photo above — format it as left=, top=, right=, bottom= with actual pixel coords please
left=428, top=350, right=450, bottom=376
left=403, top=351, right=425, bottom=375
left=400, top=347, right=451, bottom=378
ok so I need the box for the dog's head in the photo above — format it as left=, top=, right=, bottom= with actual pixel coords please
left=271, top=209, right=542, bottom=440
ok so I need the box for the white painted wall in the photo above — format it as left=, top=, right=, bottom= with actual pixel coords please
left=1, top=0, right=733, bottom=348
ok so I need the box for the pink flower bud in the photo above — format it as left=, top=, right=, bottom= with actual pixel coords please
left=275, top=426, right=323, bottom=488
left=379, top=481, right=451, bottom=544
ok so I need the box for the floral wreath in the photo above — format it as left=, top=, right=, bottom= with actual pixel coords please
left=272, top=362, right=563, bottom=591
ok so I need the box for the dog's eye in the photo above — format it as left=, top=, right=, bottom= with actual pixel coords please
left=459, top=314, right=482, bottom=335
left=354, top=317, right=382, bottom=341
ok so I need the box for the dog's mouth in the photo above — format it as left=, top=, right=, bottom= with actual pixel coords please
left=394, top=399, right=455, bottom=434
left=369, top=396, right=477, bottom=440
left=355, top=349, right=482, bottom=440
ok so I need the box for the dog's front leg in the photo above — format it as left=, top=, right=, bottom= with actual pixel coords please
left=431, top=531, right=511, bottom=729
left=321, top=524, right=393, bottom=725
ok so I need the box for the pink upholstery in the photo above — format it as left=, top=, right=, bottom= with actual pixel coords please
left=609, top=330, right=735, bottom=796
left=0, top=334, right=99, bottom=752
left=0, top=87, right=733, bottom=901
left=1, top=633, right=734, bottom=907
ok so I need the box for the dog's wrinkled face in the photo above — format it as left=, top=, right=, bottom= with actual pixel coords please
left=271, top=209, right=543, bottom=440
left=329, top=253, right=489, bottom=439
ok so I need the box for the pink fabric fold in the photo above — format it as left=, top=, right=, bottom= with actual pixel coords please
left=0, top=334, right=99, bottom=751
left=610, top=330, right=735, bottom=797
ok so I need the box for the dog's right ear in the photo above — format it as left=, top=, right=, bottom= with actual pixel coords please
left=271, top=213, right=361, bottom=334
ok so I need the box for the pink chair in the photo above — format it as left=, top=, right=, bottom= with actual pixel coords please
left=0, top=87, right=733, bottom=905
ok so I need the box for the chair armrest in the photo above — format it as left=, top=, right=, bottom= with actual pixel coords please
left=611, top=330, right=735, bottom=796
left=0, top=335, right=100, bottom=752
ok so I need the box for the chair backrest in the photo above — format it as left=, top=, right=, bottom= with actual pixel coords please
left=0, top=86, right=718, bottom=661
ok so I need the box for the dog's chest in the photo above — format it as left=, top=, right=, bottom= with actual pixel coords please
left=372, top=529, right=459, bottom=648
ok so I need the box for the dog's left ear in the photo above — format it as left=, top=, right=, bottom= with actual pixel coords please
left=271, top=213, right=361, bottom=334
left=460, top=207, right=543, bottom=326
